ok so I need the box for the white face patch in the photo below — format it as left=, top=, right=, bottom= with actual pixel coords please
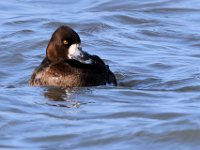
left=68, top=44, right=81, bottom=59
left=67, top=43, right=92, bottom=64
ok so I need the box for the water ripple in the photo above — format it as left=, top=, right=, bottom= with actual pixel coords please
left=1, top=0, right=200, bottom=149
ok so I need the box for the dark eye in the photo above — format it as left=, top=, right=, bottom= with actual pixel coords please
left=63, top=40, right=68, bottom=45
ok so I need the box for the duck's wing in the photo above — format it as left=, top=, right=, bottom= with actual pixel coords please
left=106, top=65, right=117, bottom=86
left=89, top=54, right=117, bottom=86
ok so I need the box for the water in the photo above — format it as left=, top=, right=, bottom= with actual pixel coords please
left=1, top=0, right=200, bottom=149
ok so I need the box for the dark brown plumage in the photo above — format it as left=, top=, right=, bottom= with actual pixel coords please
left=29, top=26, right=117, bottom=87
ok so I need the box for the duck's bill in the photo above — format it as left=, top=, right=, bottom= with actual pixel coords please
left=68, top=44, right=92, bottom=64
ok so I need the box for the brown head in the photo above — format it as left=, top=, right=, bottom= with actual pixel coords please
left=46, top=26, right=92, bottom=64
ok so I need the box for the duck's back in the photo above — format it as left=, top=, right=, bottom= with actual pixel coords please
left=29, top=56, right=117, bottom=87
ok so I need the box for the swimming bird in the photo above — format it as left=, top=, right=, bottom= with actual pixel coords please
left=29, top=26, right=117, bottom=87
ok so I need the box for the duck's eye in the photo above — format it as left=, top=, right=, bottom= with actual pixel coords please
left=63, top=40, right=68, bottom=45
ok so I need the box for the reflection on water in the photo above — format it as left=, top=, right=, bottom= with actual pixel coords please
left=43, top=87, right=93, bottom=108
left=44, top=87, right=75, bottom=101
left=1, top=0, right=200, bottom=149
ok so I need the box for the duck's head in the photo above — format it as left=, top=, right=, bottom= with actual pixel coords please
left=46, top=26, right=92, bottom=64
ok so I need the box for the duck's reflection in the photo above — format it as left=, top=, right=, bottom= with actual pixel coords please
left=44, top=87, right=69, bottom=101
left=43, top=86, right=93, bottom=108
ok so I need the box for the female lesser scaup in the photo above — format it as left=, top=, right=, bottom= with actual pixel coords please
left=29, top=26, right=117, bottom=87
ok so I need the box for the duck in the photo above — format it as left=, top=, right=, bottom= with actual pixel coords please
left=29, top=26, right=117, bottom=87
